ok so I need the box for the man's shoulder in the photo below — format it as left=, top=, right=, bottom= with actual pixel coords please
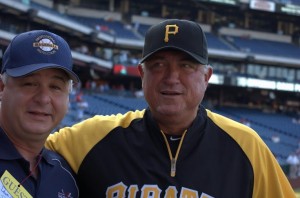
left=79, top=109, right=146, bottom=128
left=42, top=148, right=76, bottom=171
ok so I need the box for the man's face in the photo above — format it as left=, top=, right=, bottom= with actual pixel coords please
left=0, top=68, right=70, bottom=141
left=139, top=50, right=212, bottom=119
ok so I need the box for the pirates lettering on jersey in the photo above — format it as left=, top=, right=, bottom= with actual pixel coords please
left=106, top=182, right=214, bottom=198
left=164, top=24, right=179, bottom=42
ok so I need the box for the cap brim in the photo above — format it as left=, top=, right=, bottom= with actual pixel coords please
left=5, top=63, right=80, bottom=82
left=140, top=46, right=208, bottom=65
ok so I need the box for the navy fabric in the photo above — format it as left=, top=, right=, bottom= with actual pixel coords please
left=2, top=30, right=79, bottom=82
left=0, top=129, right=79, bottom=198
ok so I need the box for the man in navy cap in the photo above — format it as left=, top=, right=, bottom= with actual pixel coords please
left=0, top=30, right=79, bottom=197
left=46, top=19, right=294, bottom=197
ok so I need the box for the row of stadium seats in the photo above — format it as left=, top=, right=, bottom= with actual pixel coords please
left=25, top=0, right=300, bottom=60
left=65, top=15, right=300, bottom=60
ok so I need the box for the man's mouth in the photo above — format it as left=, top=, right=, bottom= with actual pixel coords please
left=161, top=91, right=181, bottom=95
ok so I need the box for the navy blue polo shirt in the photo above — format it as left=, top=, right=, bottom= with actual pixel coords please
left=0, top=128, right=79, bottom=198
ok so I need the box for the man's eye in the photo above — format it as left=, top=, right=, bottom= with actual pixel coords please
left=149, top=62, right=164, bottom=69
left=51, top=85, right=63, bottom=90
left=23, top=82, right=37, bottom=86
left=182, top=63, right=197, bottom=70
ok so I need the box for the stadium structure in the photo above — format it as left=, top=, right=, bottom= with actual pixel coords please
left=0, top=0, right=300, bottom=188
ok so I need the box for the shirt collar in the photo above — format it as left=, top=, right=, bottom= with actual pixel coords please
left=0, top=128, right=22, bottom=160
left=0, top=128, right=56, bottom=166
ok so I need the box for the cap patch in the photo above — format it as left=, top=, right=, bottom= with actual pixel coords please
left=33, top=35, right=58, bottom=55
left=164, top=24, right=179, bottom=42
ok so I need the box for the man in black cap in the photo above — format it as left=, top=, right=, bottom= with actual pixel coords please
left=0, top=30, right=79, bottom=197
left=46, top=19, right=294, bottom=197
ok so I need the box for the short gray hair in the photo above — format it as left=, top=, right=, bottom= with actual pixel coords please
left=0, top=73, right=8, bottom=84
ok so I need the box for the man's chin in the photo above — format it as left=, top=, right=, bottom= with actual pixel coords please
left=24, top=123, right=53, bottom=135
left=156, top=105, right=183, bottom=116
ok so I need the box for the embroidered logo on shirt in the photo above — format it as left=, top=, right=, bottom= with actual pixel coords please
left=170, top=136, right=181, bottom=141
left=58, top=189, right=73, bottom=198
left=107, top=182, right=215, bottom=197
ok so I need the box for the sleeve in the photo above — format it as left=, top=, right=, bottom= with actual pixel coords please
left=46, top=116, right=106, bottom=173
left=206, top=110, right=296, bottom=198
left=250, top=143, right=296, bottom=198
left=46, top=110, right=145, bottom=173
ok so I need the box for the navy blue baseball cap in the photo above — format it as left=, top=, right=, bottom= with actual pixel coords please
left=2, top=30, right=80, bottom=82
left=140, top=19, right=208, bottom=65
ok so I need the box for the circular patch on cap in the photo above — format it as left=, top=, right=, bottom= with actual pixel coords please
left=33, top=35, right=58, bottom=55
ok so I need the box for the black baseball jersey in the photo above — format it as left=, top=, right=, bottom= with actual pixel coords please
left=46, top=106, right=295, bottom=197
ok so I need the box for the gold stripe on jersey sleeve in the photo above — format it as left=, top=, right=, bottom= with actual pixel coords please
left=45, top=110, right=145, bottom=173
left=206, top=109, right=295, bottom=198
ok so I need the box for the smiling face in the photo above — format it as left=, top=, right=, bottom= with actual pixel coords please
left=139, top=50, right=212, bottom=127
left=0, top=68, right=71, bottom=143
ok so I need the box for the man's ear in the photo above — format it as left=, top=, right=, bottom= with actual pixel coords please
left=0, top=75, right=5, bottom=92
left=138, top=64, right=144, bottom=78
left=205, top=66, right=213, bottom=83
left=0, top=75, right=5, bottom=101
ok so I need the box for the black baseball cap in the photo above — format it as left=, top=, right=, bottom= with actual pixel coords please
left=2, top=30, right=80, bottom=82
left=140, top=19, right=208, bottom=65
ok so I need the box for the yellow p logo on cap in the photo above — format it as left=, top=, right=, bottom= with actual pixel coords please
left=164, top=24, right=179, bottom=42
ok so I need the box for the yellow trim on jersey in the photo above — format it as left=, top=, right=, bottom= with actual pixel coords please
left=46, top=110, right=145, bottom=173
left=206, top=109, right=295, bottom=198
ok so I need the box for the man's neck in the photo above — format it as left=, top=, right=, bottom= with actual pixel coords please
left=155, top=112, right=197, bottom=135
left=15, top=144, right=42, bottom=179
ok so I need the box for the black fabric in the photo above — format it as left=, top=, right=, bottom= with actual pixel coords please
left=140, top=19, right=208, bottom=65
left=77, top=107, right=253, bottom=197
